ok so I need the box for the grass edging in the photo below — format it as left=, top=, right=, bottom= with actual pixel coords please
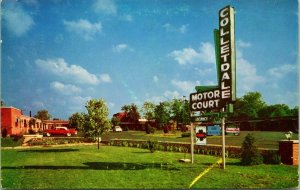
left=109, top=139, right=279, bottom=161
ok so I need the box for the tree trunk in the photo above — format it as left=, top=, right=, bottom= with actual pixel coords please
left=97, top=136, right=100, bottom=150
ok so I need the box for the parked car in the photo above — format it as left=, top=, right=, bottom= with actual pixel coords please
left=114, top=126, right=122, bottom=132
left=44, top=127, right=77, bottom=137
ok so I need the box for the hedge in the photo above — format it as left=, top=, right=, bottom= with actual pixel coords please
left=109, top=139, right=279, bottom=163
left=27, top=137, right=95, bottom=146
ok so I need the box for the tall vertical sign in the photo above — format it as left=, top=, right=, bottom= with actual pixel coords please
left=218, top=6, right=236, bottom=107
left=190, top=5, right=236, bottom=112
left=189, top=5, right=236, bottom=170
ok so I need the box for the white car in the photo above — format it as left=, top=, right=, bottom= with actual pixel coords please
left=114, top=126, right=122, bottom=132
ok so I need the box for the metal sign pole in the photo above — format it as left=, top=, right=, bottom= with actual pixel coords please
left=221, top=107, right=226, bottom=169
left=190, top=123, right=194, bottom=164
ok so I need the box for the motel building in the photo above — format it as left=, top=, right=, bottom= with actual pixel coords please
left=1, top=106, right=69, bottom=137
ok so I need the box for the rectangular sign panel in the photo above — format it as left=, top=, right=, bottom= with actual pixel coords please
left=191, top=116, right=208, bottom=122
left=195, top=126, right=207, bottom=145
left=207, top=125, right=221, bottom=136
left=226, top=127, right=240, bottom=133
left=218, top=6, right=236, bottom=106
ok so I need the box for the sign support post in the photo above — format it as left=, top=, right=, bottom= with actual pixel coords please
left=190, top=123, right=194, bottom=164
left=221, top=108, right=226, bottom=169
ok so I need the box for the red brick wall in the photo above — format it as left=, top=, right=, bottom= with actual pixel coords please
left=279, top=140, right=299, bottom=165
left=1, top=107, right=23, bottom=136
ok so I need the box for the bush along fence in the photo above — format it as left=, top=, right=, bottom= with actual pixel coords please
left=27, top=137, right=96, bottom=146
left=109, top=139, right=280, bottom=164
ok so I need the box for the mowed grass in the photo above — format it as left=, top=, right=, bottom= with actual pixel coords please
left=1, top=145, right=298, bottom=189
left=102, top=130, right=299, bottom=149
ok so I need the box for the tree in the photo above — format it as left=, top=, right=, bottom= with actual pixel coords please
left=258, top=104, right=291, bottom=118
left=170, top=98, right=190, bottom=129
left=83, top=99, right=111, bottom=149
left=240, top=133, right=263, bottom=165
left=233, top=92, right=266, bottom=119
left=290, top=106, right=298, bottom=116
left=121, top=103, right=140, bottom=123
left=154, top=102, right=171, bottom=129
left=69, top=112, right=84, bottom=130
left=141, top=101, right=156, bottom=120
left=111, top=116, right=121, bottom=127
left=34, top=109, right=51, bottom=121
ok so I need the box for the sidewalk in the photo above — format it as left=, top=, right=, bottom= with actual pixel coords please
left=1, top=142, right=99, bottom=150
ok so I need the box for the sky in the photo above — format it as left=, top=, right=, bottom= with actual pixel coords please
left=1, top=0, right=298, bottom=119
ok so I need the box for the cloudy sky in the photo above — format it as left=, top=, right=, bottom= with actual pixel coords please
left=2, top=0, right=298, bottom=119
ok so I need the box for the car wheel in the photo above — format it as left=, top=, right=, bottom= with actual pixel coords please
left=67, top=133, right=71, bottom=137
left=46, top=133, right=51, bottom=137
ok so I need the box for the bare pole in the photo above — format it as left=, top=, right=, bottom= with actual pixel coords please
left=221, top=107, right=226, bottom=169
left=190, top=123, right=194, bottom=164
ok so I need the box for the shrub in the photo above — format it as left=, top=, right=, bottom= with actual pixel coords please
left=1, top=129, right=8, bottom=138
left=263, top=150, right=281, bottom=164
left=240, top=133, right=263, bottom=165
left=146, top=124, right=156, bottom=134
left=1, top=137, right=24, bottom=147
left=180, top=125, right=188, bottom=132
left=123, top=126, right=129, bottom=131
left=181, top=132, right=190, bottom=137
left=163, top=126, right=169, bottom=133
left=148, top=140, right=157, bottom=153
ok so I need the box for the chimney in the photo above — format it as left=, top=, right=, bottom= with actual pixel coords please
left=30, top=111, right=32, bottom=117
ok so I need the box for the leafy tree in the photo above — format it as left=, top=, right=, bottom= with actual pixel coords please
left=233, top=92, right=266, bottom=119
left=170, top=98, right=190, bottom=129
left=154, top=102, right=171, bottom=129
left=290, top=106, right=298, bottom=116
left=34, top=109, right=51, bottom=121
left=121, top=103, right=140, bottom=122
left=240, top=133, right=263, bottom=165
left=259, top=104, right=291, bottom=118
left=83, top=99, right=111, bottom=149
left=141, top=101, right=156, bottom=120
left=69, top=112, right=84, bottom=130
left=111, top=116, right=121, bottom=127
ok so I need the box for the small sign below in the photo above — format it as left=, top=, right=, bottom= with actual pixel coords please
left=195, top=126, right=207, bottom=145
left=191, top=116, right=208, bottom=122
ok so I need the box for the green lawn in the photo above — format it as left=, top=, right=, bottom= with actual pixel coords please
left=102, top=130, right=298, bottom=149
left=1, top=145, right=298, bottom=189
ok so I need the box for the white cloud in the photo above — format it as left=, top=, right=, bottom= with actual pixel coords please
left=171, top=79, right=200, bottom=93
left=35, top=58, right=111, bottom=85
left=50, top=81, right=82, bottom=95
left=153, top=76, right=159, bottom=83
left=107, top=102, right=115, bottom=108
left=163, top=23, right=188, bottom=34
left=71, top=96, right=92, bottom=104
left=169, top=48, right=200, bottom=65
left=237, top=40, right=252, bottom=48
left=145, top=90, right=181, bottom=104
left=112, top=43, right=133, bottom=53
left=163, top=90, right=181, bottom=99
left=268, top=64, right=297, bottom=78
left=93, top=0, right=117, bottom=15
left=169, top=42, right=215, bottom=65
left=63, top=19, right=102, bottom=40
left=99, top=74, right=112, bottom=83
left=3, top=2, right=34, bottom=37
left=236, top=52, right=266, bottom=94
left=32, top=101, right=45, bottom=109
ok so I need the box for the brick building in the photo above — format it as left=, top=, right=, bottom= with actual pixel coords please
left=1, top=107, right=42, bottom=136
left=1, top=107, right=69, bottom=136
